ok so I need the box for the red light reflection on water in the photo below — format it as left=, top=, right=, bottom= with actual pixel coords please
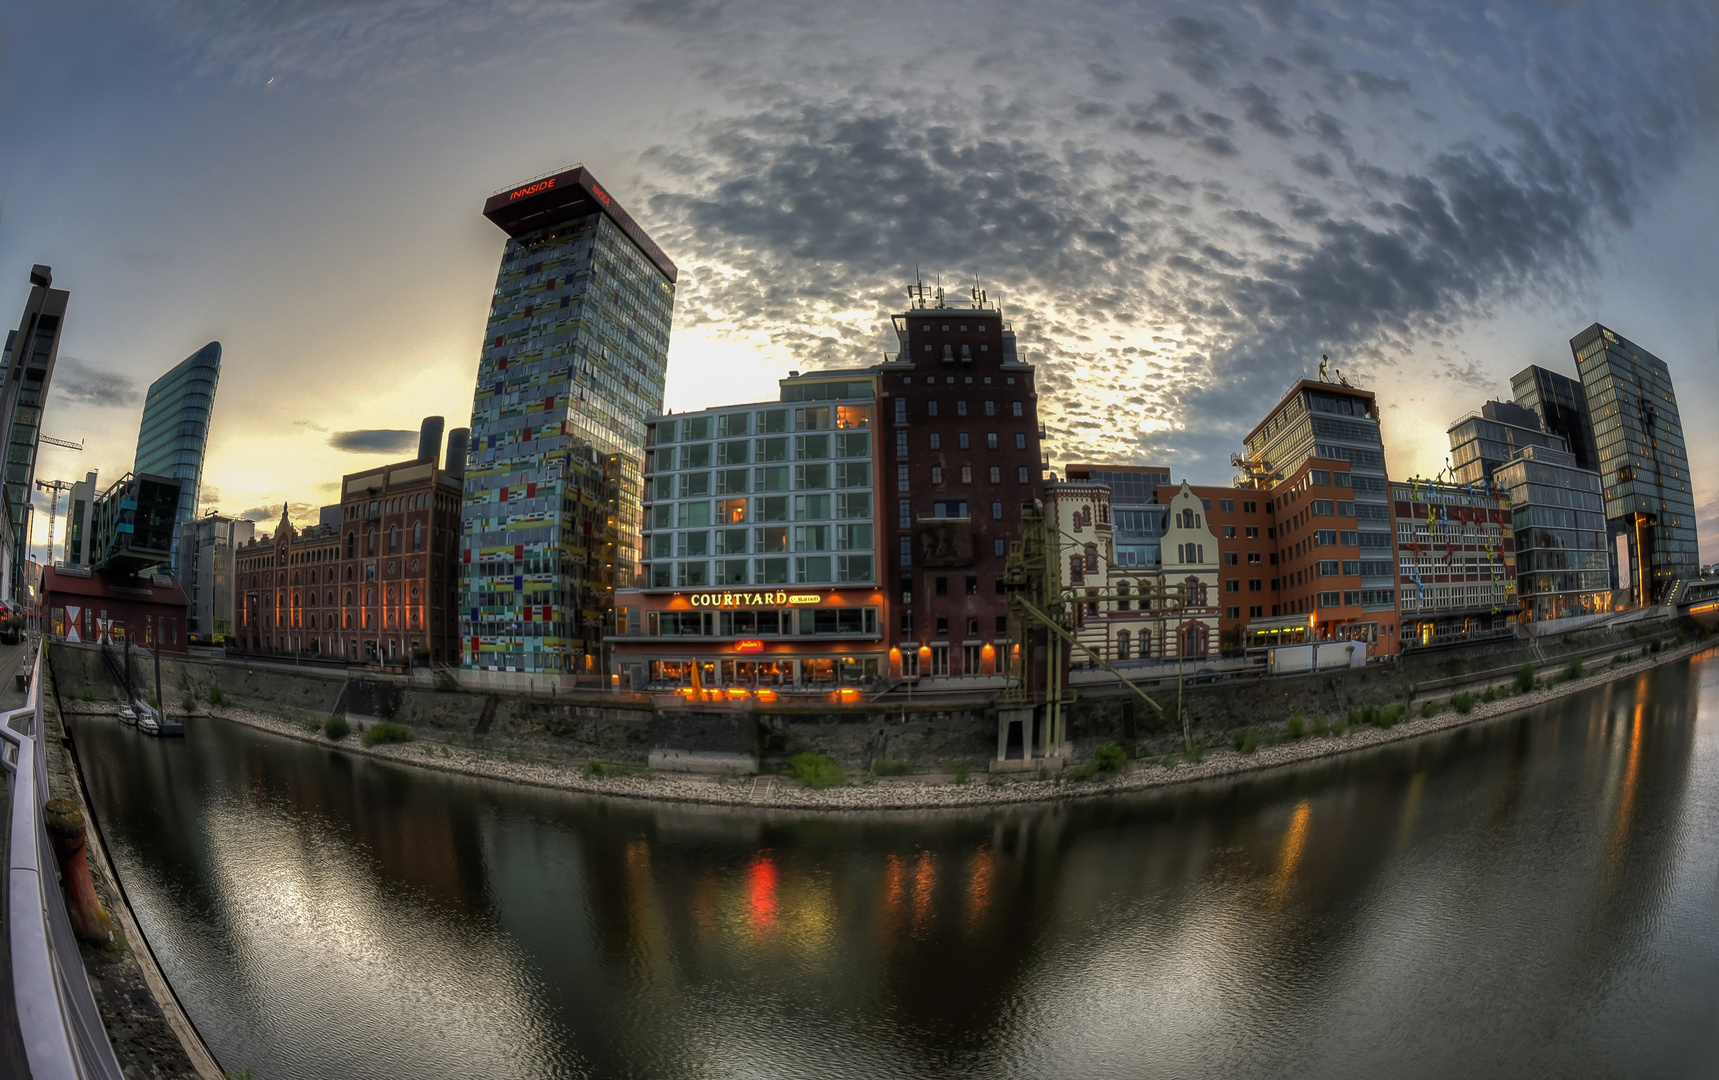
left=747, top=851, right=779, bottom=936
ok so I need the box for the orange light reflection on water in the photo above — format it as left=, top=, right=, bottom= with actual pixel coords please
left=1273, top=801, right=1313, bottom=904
left=747, top=851, right=779, bottom=937
left=964, top=848, right=994, bottom=933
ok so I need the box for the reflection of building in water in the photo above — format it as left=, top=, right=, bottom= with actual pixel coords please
left=610, top=369, right=887, bottom=701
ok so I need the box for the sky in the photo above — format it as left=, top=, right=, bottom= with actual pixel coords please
left=2, top=0, right=1716, bottom=561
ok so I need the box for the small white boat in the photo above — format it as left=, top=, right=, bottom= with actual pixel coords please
left=118, top=705, right=137, bottom=725
left=137, top=707, right=161, bottom=736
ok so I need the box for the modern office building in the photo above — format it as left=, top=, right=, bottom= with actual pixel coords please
left=1, top=265, right=68, bottom=596
left=1491, top=444, right=1611, bottom=621
left=882, top=283, right=1046, bottom=679
left=1238, top=379, right=1400, bottom=653
left=1568, top=324, right=1699, bottom=605
left=176, top=513, right=255, bottom=643
left=1448, top=400, right=1569, bottom=486
left=134, top=341, right=221, bottom=573
left=1512, top=365, right=1598, bottom=472
left=1391, top=479, right=1518, bottom=647
left=462, top=165, right=677, bottom=679
left=610, top=369, right=885, bottom=696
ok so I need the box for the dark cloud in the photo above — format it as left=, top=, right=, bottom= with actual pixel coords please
left=1233, top=84, right=1294, bottom=138
left=1349, top=70, right=1411, bottom=98
left=53, top=358, right=141, bottom=408
left=328, top=429, right=417, bottom=453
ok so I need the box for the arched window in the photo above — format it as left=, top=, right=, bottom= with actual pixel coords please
left=1182, top=622, right=1208, bottom=659
left=389, top=525, right=399, bottom=553
left=346, top=532, right=355, bottom=558
left=309, top=615, right=317, bottom=630
left=413, top=522, right=423, bottom=551
left=345, top=589, right=353, bottom=605
left=367, top=530, right=377, bottom=555
left=365, top=588, right=374, bottom=606
left=1084, top=543, right=1097, bottom=573
left=1117, top=629, right=1131, bottom=660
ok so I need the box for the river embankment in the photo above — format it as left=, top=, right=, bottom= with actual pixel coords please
left=53, top=635, right=1716, bottom=813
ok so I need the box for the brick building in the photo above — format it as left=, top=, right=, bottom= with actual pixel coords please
left=884, top=284, right=1045, bottom=680
left=237, top=417, right=465, bottom=665
left=1174, top=486, right=1274, bottom=652
left=1239, top=379, right=1402, bottom=654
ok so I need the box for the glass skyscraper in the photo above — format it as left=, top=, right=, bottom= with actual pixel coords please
left=134, top=341, right=221, bottom=573
left=1569, top=323, right=1699, bottom=605
left=461, top=166, right=677, bottom=676
left=1511, top=364, right=1598, bottom=473
left=1, top=265, right=68, bottom=598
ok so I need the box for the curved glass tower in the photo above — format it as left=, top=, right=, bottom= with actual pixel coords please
left=134, top=341, right=221, bottom=572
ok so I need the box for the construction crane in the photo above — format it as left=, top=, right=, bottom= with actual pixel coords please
left=40, top=435, right=83, bottom=451
left=35, top=478, right=76, bottom=565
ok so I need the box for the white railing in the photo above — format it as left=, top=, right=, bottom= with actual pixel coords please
left=2, top=643, right=125, bottom=1079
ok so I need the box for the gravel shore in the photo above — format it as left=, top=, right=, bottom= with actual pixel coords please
left=62, top=639, right=1714, bottom=814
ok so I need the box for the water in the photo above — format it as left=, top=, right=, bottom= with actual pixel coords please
left=69, top=651, right=1719, bottom=1079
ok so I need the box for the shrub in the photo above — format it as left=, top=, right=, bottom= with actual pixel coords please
left=1093, top=744, right=1127, bottom=772
left=1452, top=692, right=1476, bottom=714
left=587, top=760, right=605, bottom=777
left=1346, top=707, right=1362, bottom=728
left=433, top=669, right=459, bottom=693
left=181, top=693, right=196, bottom=712
left=362, top=722, right=413, bottom=747
left=1377, top=706, right=1402, bottom=729
left=300, top=718, right=320, bottom=733
left=1481, top=686, right=1498, bottom=703
left=1038, top=766, right=1049, bottom=781
left=871, top=758, right=909, bottom=777
left=1286, top=715, right=1306, bottom=740
left=207, top=684, right=224, bottom=706
left=1421, top=700, right=1441, bottom=719
left=1185, top=742, right=1205, bottom=764
left=790, top=752, right=846, bottom=789
left=1674, top=631, right=1686, bottom=647
left=1311, top=718, right=1330, bottom=737
left=1651, top=640, right=1662, bottom=654
left=1515, top=664, right=1536, bottom=695
left=1566, top=657, right=1584, bottom=681
left=324, top=714, right=349, bottom=740
left=1234, top=727, right=1261, bottom=754
left=953, top=762, right=971, bottom=785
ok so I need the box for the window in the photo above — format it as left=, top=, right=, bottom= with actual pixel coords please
left=994, top=539, right=1006, bottom=557
left=413, top=522, right=423, bottom=551
left=1220, top=499, right=1235, bottom=512
left=1317, top=590, right=1341, bottom=607
left=898, top=465, right=910, bottom=492
left=961, top=466, right=972, bottom=483
left=988, top=466, right=1000, bottom=483
left=928, top=401, right=939, bottom=417
left=1222, top=525, right=1237, bottom=539
left=936, top=617, right=949, bottom=636
left=930, top=643, right=950, bottom=674
left=931, top=467, right=944, bottom=484
left=1243, top=501, right=1257, bottom=513
left=899, top=535, right=912, bottom=567
left=1249, top=605, right=1263, bottom=618
left=929, top=433, right=942, bottom=450
left=1312, top=499, right=1334, bottom=515
left=984, top=401, right=996, bottom=416
left=957, top=401, right=968, bottom=417
left=935, top=577, right=948, bottom=596
left=1311, top=469, right=1331, bottom=486
left=894, top=398, right=907, bottom=422
left=1015, top=433, right=1027, bottom=450
left=991, top=501, right=1003, bottom=520
left=1245, top=526, right=1259, bottom=540
left=1226, top=606, right=1241, bottom=620
left=756, top=527, right=789, bottom=553
left=1012, top=402, right=1023, bottom=416
left=896, top=430, right=909, bottom=456
left=1317, top=560, right=1340, bottom=576
left=899, top=499, right=912, bottom=528
left=1249, top=578, right=1262, bottom=591
left=958, top=432, right=971, bottom=449
left=1337, top=501, right=1355, bottom=517
left=1226, top=579, right=1240, bottom=592
left=1314, top=529, right=1338, bottom=546
left=1017, top=467, right=1029, bottom=483
left=1224, top=552, right=1239, bottom=565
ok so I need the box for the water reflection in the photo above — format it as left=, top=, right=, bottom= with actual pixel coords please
left=69, top=650, right=1719, bottom=1079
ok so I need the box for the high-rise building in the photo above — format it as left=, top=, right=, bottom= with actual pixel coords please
left=610, top=369, right=886, bottom=696
left=1448, top=400, right=1568, bottom=485
left=133, top=341, right=221, bottom=573
left=1568, top=324, right=1699, bottom=605
left=1239, top=379, right=1400, bottom=653
left=461, top=165, right=677, bottom=679
left=1490, top=444, right=1610, bottom=621
left=883, top=283, right=1045, bottom=680
left=1, top=265, right=68, bottom=596
left=176, top=513, right=255, bottom=643
left=1512, top=365, right=1598, bottom=472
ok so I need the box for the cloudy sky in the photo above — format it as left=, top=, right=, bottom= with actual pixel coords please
left=2, top=0, right=1716, bottom=558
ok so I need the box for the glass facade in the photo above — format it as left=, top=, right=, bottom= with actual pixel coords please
left=1447, top=401, right=1566, bottom=486
left=641, top=399, right=876, bottom=592
left=1491, top=445, right=1610, bottom=622
left=133, top=341, right=220, bottom=573
left=1512, top=364, right=1598, bottom=473
left=461, top=181, right=676, bottom=674
left=1570, top=324, right=1699, bottom=604
left=1, top=270, right=68, bottom=595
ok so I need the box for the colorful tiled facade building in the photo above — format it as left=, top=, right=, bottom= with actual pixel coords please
left=461, top=166, right=677, bottom=678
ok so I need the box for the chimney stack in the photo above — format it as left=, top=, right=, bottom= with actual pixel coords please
left=417, top=416, right=445, bottom=463
left=445, top=428, right=469, bottom=480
